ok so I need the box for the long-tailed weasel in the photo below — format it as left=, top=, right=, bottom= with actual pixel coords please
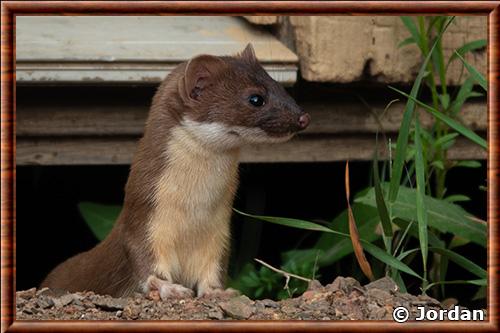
left=41, top=44, right=310, bottom=299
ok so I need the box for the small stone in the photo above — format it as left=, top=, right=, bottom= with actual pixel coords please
left=260, top=299, right=279, bottom=308
left=23, top=306, right=34, bottom=314
left=367, top=288, right=392, bottom=303
left=365, top=277, right=399, bottom=292
left=53, top=293, right=79, bottom=308
left=123, top=304, right=141, bottom=319
left=280, top=305, right=297, bottom=315
left=219, top=295, right=255, bottom=320
left=327, top=276, right=362, bottom=294
left=208, top=309, right=224, bottom=320
left=17, top=288, right=36, bottom=300
left=36, top=295, right=54, bottom=309
left=16, top=298, right=27, bottom=307
left=301, top=290, right=318, bottom=302
left=35, top=287, right=51, bottom=297
left=116, top=310, right=123, bottom=318
left=441, top=298, right=458, bottom=309
left=93, top=297, right=128, bottom=311
left=307, top=280, right=323, bottom=291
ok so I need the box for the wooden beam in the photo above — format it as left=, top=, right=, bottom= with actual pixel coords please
left=16, top=135, right=486, bottom=165
left=17, top=101, right=487, bottom=136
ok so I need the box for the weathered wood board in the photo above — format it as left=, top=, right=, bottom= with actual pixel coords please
left=16, top=16, right=298, bottom=85
left=17, top=134, right=485, bottom=166
left=17, top=102, right=486, bottom=137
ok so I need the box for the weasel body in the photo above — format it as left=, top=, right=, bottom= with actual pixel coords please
left=41, top=44, right=310, bottom=298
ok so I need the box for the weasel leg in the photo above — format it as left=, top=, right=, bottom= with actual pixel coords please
left=145, top=275, right=194, bottom=300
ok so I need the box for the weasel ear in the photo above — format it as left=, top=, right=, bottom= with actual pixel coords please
left=240, top=43, right=257, bottom=63
left=183, top=55, right=225, bottom=101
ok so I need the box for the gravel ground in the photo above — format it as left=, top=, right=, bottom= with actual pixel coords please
left=16, top=276, right=473, bottom=321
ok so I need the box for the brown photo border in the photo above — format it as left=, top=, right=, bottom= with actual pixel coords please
left=1, top=1, right=499, bottom=332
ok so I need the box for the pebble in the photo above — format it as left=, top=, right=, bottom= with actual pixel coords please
left=36, top=295, right=54, bottom=309
left=93, top=298, right=128, bottom=311
left=219, top=295, right=255, bottom=320
left=18, top=288, right=36, bottom=300
left=365, top=277, right=399, bottom=292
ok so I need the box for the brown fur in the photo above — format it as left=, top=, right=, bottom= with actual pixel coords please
left=41, top=44, right=309, bottom=297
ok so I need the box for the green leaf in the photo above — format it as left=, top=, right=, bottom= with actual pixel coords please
left=392, top=271, right=407, bottom=293
left=396, top=248, right=420, bottom=262
left=450, top=77, right=476, bottom=115
left=456, top=160, right=482, bottom=168
left=449, top=235, right=471, bottom=249
left=356, top=184, right=486, bottom=247
left=373, top=153, right=393, bottom=249
left=398, top=36, right=416, bottom=48
left=238, top=207, right=420, bottom=279
left=431, top=160, right=445, bottom=170
left=388, top=17, right=455, bottom=203
left=400, top=17, right=421, bottom=50
left=234, top=209, right=334, bottom=233
left=434, top=133, right=459, bottom=147
left=455, top=51, right=487, bottom=91
left=424, top=279, right=487, bottom=293
left=389, top=86, right=487, bottom=150
left=78, top=202, right=121, bottom=241
left=315, top=204, right=381, bottom=266
left=393, top=218, right=445, bottom=249
left=444, top=194, right=471, bottom=203
left=429, top=247, right=486, bottom=279
left=447, top=39, right=487, bottom=68
left=439, top=94, right=450, bottom=109
left=472, top=286, right=487, bottom=300
left=414, top=118, right=429, bottom=277
left=363, top=242, right=422, bottom=279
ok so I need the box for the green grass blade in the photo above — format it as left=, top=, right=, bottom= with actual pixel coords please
left=414, top=117, right=429, bottom=282
left=447, top=39, right=487, bottom=70
left=424, top=279, right=487, bottom=293
left=373, top=148, right=393, bottom=251
left=78, top=202, right=121, bottom=241
left=400, top=17, right=421, bottom=50
left=392, top=271, right=407, bottom=293
left=233, top=209, right=335, bottom=234
left=397, top=248, right=420, bottom=261
left=398, top=37, right=416, bottom=48
left=455, top=51, right=487, bottom=91
left=316, top=204, right=381, bottom=266
left=450, top=77, right=479, bottom=115
left=389, top=86, right=487, bottom=150
left=356, top=185, right=486, bottom=247
left=237, top=208, right=421, bottom=280
left=429, top=247, right=486, bottom=279
left=388, top=17, right=455, bottom=203
left=363, top=242, right=422, bottom=279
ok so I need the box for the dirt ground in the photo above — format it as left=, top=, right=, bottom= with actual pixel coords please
left=16, top=276, right=472, bottom=321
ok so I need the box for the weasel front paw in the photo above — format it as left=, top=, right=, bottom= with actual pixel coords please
left=198, top=287, right=240, bottom=299
left=145, top=275, right=194, bottom=300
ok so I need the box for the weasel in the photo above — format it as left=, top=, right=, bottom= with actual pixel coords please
left=41, top=44, right=310, bottom=299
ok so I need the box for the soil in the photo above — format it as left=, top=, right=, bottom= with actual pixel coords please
left=16, top=276, right=469, bottom=321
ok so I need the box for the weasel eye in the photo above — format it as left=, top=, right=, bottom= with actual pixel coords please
left=248, top=94, right=265, bottom=107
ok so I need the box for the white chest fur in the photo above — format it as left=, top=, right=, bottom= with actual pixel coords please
left=147, top=124, right=239, bottom=289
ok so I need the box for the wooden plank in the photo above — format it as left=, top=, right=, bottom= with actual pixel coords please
left=16, top=135, right=486, bottom=165
left=16, top=16, right=298, bottom=63
left=16, top=16, right=298, bottom=85
left=17, top=101, right=487, bottom=136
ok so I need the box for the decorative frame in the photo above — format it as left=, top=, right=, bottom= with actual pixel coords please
left=1, top=1, right=498, bottom=332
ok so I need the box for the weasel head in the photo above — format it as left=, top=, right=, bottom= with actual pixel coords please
left=177, top=43, right=310, bottom=150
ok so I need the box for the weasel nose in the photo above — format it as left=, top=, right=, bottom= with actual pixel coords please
left=298, top=113, right=310, bottom=129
